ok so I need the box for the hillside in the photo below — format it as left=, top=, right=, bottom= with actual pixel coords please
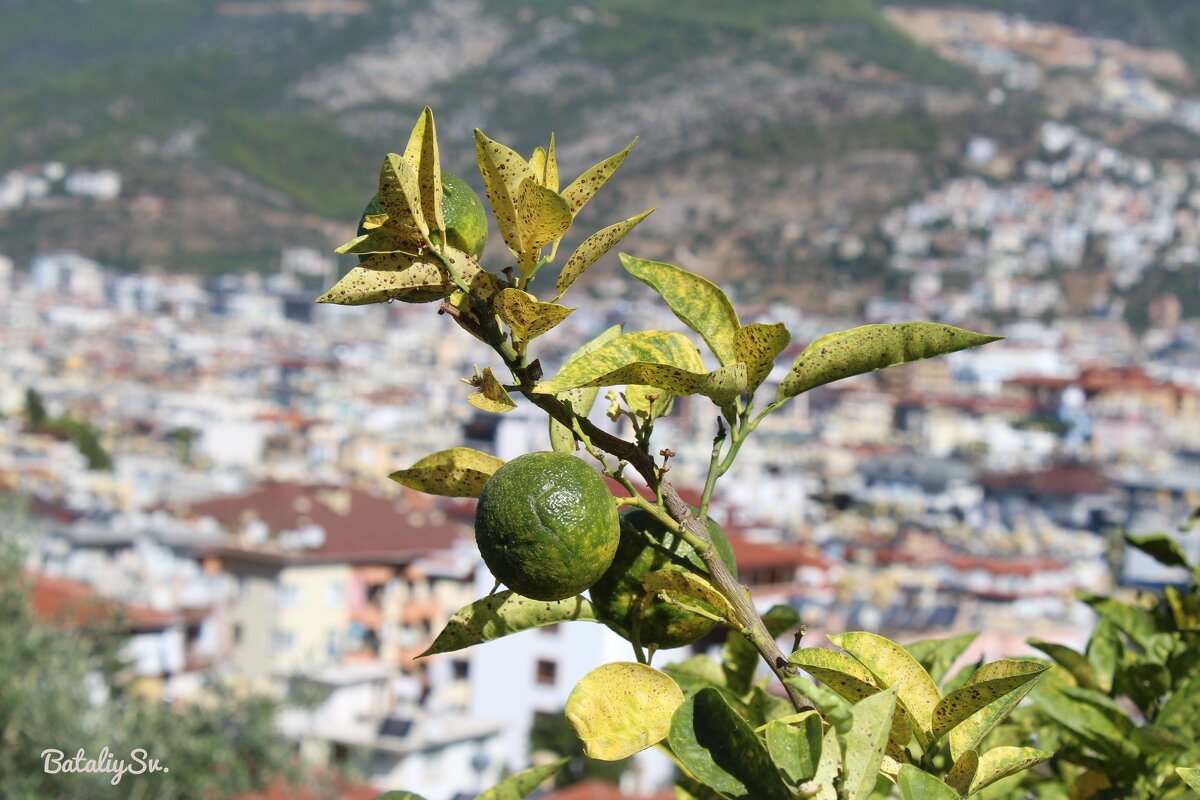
left=2, top=0, right=1198, bottom=310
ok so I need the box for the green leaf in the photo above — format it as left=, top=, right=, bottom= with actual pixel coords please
left=562, top=137, right=636, bottom=216
left=734, top=323, right=790, bottom=392
left=316, top=249, right=479, bottom=306
left=548, top=324, right=624, bottom=452
left=642, top=569, right=736, bottom=623
left=904, top=632, right=978, bottom=685
left=668, top=688, right=791, bottom=800
left=516, top=178, right=572, bottom=256
left=1030, top=684, right=1139, bottom=763
left=1126, top=532, right=1192, bottom=570
left=948, top=664, right=1044, bottom=761
left=372, top=793, right=428, bottom=800
left=401, top=107, right=444, bottom=238
left=475, top=128, right=535, bottom=255
left=379, top=152, right=430, bottom=246
left=388, top=447, right=503, bottom=498
left=765, top=714, right=823, bottom=786
left=828, top=631, right=941, bottom=748
left=566, top=662, right=684, bottom=760
left=1087, top=617, right=1121, bottom=693
left=945, top=747, right=1052, bottom=797
left=1177, top=767, right=1200, bottom=794
left=897, top=765, right=959, bottom=800
left=664, top=654, right=729, bottom=696
left=777, top=323, right=1001, bottom=401
left=1084, top=595, right=1158, bottom=651
left=841, top=687, right=898, bottom=800
left=1027, top=639, right=1099, bottom=689
left=621, top=254, right=741, bottom=366
left=932, top=659, right=1049, bottom=741
left=495, top=288, right=574, bottom=342
left=468, top=367, right=517, bottom=414
left=811, top=725, right=841, bottom=800
left=750, top=687, right=802, bottom=730
left=419, top=591, right=598, bottom=656
left=477, top=757, right=568, bottom=800
left=555, top=209, right=656, bottom=300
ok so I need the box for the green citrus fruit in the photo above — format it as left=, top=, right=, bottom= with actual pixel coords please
left=356, top=172, right=488, bottom=259
left=474, top=451, right=619, bottom=601
left=589, top=507, right=738, bottom=650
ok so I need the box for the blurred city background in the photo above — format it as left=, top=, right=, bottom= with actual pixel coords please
left=3, top=1, right=1200, bottom=798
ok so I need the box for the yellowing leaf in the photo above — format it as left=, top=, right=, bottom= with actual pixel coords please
left=734, top=323, right=790, bottom=392
left=401, top=107, right=444, bottom=238
left=948, top=665, right=1045, bottom=760
left=812, top=725, right=841, bottom=800
left=931, top=659, right=1049, bottom=741
left=555, top=209, right=656, bottom=300
left=548, top=325, right=624, bottom=452
left=420, top=591, right=598, bottom=656
left=1177, top=767, right=1200, bottom=794
left=315, top=249, right=479, bottom=306
left=475, top=128, right=535, bottom=255
left=946, top=747, right=1052, bottom=797
left=544, top=133, right=560, bottom=192
left=468, top=367, right=517, bottom=413
left=828, top=631, right=941, bottom=749
left=789, top=648, right=881, bottom=703
left=621, top=255, right=741, bottom=366
left=778, top=323, right=1001, bottom=400
left=532, top=330, right=704, bottom=393
left=530, top=146, right=548, bottom=186
left=495, top=288, right=574, bottom=342
left=642, top=569, right=736, bottom=623
left=577, top=362, right=745, bottom=405
left=378, top=152, right=430, bottom=247
left=334, top=229, right=410, bottom=256
left=562, top=137, right=636, bottom=216
left=388, top=447, right=503, bottom=498
left=516, top=178, right=572, bottom=256
left=566, top=662, right=684, bottom=760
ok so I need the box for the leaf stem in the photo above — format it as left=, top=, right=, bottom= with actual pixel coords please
left=428, top=247, right=472, bottom=294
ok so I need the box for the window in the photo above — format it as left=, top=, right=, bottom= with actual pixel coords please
left=276, top=583, right=299, bottom=609
left=271, top=628, right=294, bottom=653
left=326, top=582, right=345, bottom=607
left=232, top=623, right=243, bottom=645
left=540, top=624, right=560, bottom=636
left=452, top=659, right=470, bottom=680
left=534, top=659, right=557, bottom=687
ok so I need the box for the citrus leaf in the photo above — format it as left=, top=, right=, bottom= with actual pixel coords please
left=842, top=687, right=898, bottom=800
left=790, top=647, right=881, bottom=703
left=566, top=662, right=684, bottom=760
left=544, top=133, right=559, bottom=192
left=734, top=323, right=790, bottom=392
left=555, top=209, right=656, bottom=300
left=530, top=146, right=548, bottom=187
left=811, top=726, right=841, bottom=800
left=1086, top=617, right=1121, bottom=693
left=945, top=747, right=1052, bottom=797
left=784, top=678, right=853, bottom=734
left=1177, top=767, right=1200, bottom=794
left=562, top=137, right=636, bottom=216
left=642, top=569, right=737, bottom=623
left=897, top=765, right=959, bottom=800
left=932, top=659, right=1049, bottom=741
left=495, top=288, right=574, bottom=343
left=477, top=757, right=568, bottom=800
left=378, top=153, right=430, bottom=246
left=419, top=591, right=598, bottom=656
left=777, top=323, right=1001, bottom=400
left=334, top=229, right=409, bottom=256
left=765, top=715, right=823, bottom=786
left=534, top=330, right=705, bottom=391
left=1125, top=532, right=1192, bottom=570
left=401, top=106, right=444, bottom=238
left=828, top=631, right=941, bottom=748
left=372, top=793, right=428, bottom=800
left=1028, top=684, right=1139, bottom=763
left=621, top=254, right=741, bottom=366
left=388, top=447, right=503, bottom=498
left=593, top=362, right=746, bottom=405
left=1027, top=639, right=1098, bottom=689
left=468, top=367, right=517, bottom=414
left=723, top=605, right=799, bottom=695
left=904, top=632, right=979, bottom=685
left=1083, top=595, right=1157, bottom=650
left=315, top=249, right=478, bottom=306
left=548, top=324, right=624, bottom=453
left=517, top=178, right=572, bottom=257
left=664, top=654, right=729, bottom=696
left=475, top=128, right=535, bottom=255
left=668, top=688, right=792, bottom=800
left=624, top=383, right=674, bottom=419
left=948, top=669, right=1043, bottom=761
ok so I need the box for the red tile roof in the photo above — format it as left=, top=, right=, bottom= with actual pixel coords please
left=234, top=776, right=378, bottom=800
left=187, top=481, right=470, bottom=564
left=29, top=573, right=178, bottom=631
left=981, top=462, right=1110, bottom=496
left=541, top=780, right=674, bottom=800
